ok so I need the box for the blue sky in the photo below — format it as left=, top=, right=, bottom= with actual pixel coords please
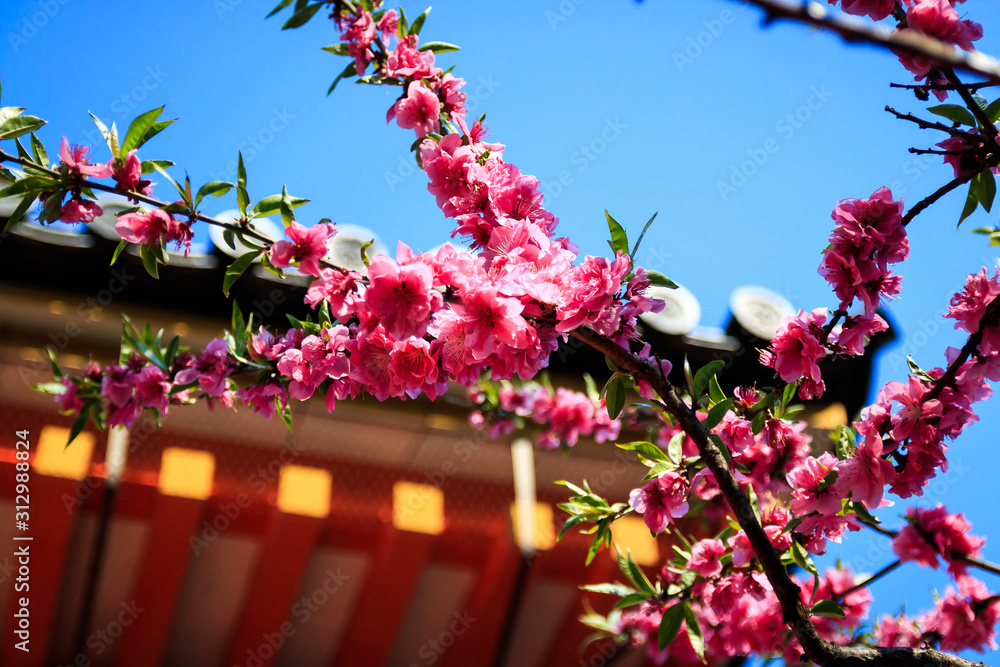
left=3, top=0, right=1000, bottom=658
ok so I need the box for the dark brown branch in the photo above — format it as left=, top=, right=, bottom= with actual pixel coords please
left=901, top=172, right=974, bottom=226
left=738, top=0, right=1000, bottom=83
left=943, top=67, right=1000, bottom=141
left=567, top=326, right=991, bottom=667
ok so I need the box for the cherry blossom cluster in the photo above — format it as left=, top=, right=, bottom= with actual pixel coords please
left=830, top=0, right=982, bottom=100
left=467, top=380, right=621, bottom=449
left=614, top=565, right=871, bottom=664
left=763, top=186, right=904, bottom=400
left=875, top=576, right=1000, bottom=652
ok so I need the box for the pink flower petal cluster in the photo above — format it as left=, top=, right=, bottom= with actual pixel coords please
left=268, top=221, right=335, bottom=277
left=116, top=208, right=193, bottom=254
left=58, top=137, right=112, bottom=179
left=628, top=470, right=690, bottom=534
left=761, top=307, right=828, bottom=398
left=388, top=81, right=441, bottom=138
left=818, top=186, right=907, bottom=314
left=892, top=504, right=985, bottom=580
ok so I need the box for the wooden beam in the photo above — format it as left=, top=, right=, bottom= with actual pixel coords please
left=330, top=527, right=433, bottom=667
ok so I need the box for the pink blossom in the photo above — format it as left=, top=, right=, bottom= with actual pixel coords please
left=945, top=266, right=1000, bottom=335
left=833, top=0, right=896, bottom=20
left=135, top=365, right=171, bottom=413
left=110, top=149, right=152, bottom=196
left=268, top=221, right=335, bottom=277
left=304, top=268, right=362, bottom=321
left=364, top=249, right=442, bottom=338
left=786, top=451, right=844, bottom=517
left=55, top=377, right=83, bottom=414
left=384, top=35, right=439, bottom=79
left=58, top=137, right=112, bottom=179
left=236, top=383, right=287, bottom=420
left=892, top=504, right=985, bottom=580
left=762, top=307, right=827, bottom=392
left=874, top=614, right=924, bottom=649
left=389, top=81, right=441, bottom=138
left=927, top=577, right=1000, bottom=653
left=174, top=338, right=232, bottom=397
left=687, top=539, right=727, bottom=578
left=60, top=197, right=103, bottom=223
left=628, top=470, right=690, bottom=534
left=833, top=431, right=897, bottom=509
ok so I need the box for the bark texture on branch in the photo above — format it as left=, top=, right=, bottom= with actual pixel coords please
left=567, top=327, right=993, bottom=667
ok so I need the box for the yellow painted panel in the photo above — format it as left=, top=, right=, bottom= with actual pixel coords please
left=277, top=465, right=332, bottom=518
left=612, top=515, right=659, bottom=567
left=159, top=447, right=216, bottom=500
left=393, top=481, right=445, bottom=535
left=33, top=426, right=95, bottom=481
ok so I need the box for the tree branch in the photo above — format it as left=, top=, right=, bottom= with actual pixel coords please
left=736, top=0, right=1000, bottom=83
left=567, top=326, right=992, bottom=667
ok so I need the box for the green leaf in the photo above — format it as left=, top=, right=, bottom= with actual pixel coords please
left=66, top=406, right=90, bottom=447
left=630, top=210, right=658, bottom=259
left=614, top=592, right=651, bottom=609
left=248, top=193, right=309, bottom=218
left=279, top=184, right=294, bottom=226
left=580, top=583, right=638, bottom=597
left=195, top=181, right=234, bottom=206
left=704, top=398, right=735, bottom=431
left=959, top=183, right=978, bottom=227
left=0, top=174, right=60, bottom=198
left=657, top=604, right=685, bottom=650
left=2, top=193, right=33, bottom=233
left=605, top=209, right=629, bottom=259
left=928, top=104, right=977, bottom=127
left=605, top=376, right=626, bottom=419
left=327, top=61, right=358, bottom=95
left=646, top=269, right=678, bottom=289
left=987, top=98, right=1000, bottom=123
left=682, top=603, right=706, bottom=663
left=708, top=375, right=725, bottom=405
left=139, top=244, right=160, bottom=279
left=616, top=441, right=669, bottom=462
left=417, top=41, right=460, bottom=54
left=110, top=240, right=129, bottom=266
left=121, top=106, right=163, bottom=154
left=88, top=112, right=119, bottom=157
left=691, top=360, right=725, bottom=400
left=666, top=431, right=685, bottom=464
left=282, top=2, right=324, bottom=29
left=0, top=114, right=46, bottom=140
left=360, top=238, right=374, bottom=267
left=29, top=133, right=47, bottom=168
left=266, top=0, right=295, bottom=18
left=976, top=170, right=996, bottom=213
left=811, top=598, right=847, bottom=619
left=321, top=43, right=351, bottom=56
left=223, top=251, right=261, bottom=297
left=410, top=7, right=430, bottom=35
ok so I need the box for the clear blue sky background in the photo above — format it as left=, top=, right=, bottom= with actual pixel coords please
left=3, top=0, right=1000, bottom=659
